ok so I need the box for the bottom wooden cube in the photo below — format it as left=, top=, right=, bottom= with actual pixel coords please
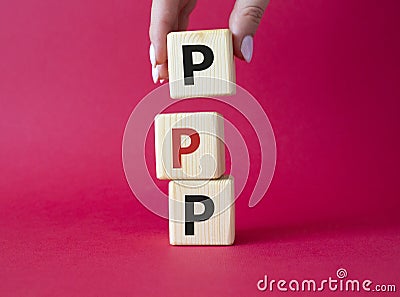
left=169, top=176, right=235, bottom=245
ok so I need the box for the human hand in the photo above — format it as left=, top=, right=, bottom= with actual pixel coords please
left=149, top=0, right=269, bottom=83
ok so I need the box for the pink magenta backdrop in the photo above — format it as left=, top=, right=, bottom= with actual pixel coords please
left=1, top=0, right=399, bottom=296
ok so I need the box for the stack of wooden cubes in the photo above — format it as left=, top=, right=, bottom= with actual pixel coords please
left=155, top=29, right=236, bottom=245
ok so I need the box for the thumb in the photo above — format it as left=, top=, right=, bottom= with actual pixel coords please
left=229, top=0, right=269, bottom=62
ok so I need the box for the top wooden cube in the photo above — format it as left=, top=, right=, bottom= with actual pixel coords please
left=167, top=29, right=236, bottom=99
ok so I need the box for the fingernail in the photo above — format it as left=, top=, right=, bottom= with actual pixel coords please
left=152, top=65, right=159, bottom=84
left=160, top=79, right=165, bottom=84
left=149, top=43, right=156, bottom=66
left=241, top=35, right=253, bottom=63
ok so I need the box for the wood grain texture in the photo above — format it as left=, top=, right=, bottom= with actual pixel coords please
left=169, top=176, right=235, bottom=245
left=167, top=29, right=236, bottom=99
left=155, top=112, right=225, bottom=180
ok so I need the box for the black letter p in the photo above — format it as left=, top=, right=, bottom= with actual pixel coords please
left=185, top=195, right=215, bottom=236
left=182, top=45, right=214, bottom=86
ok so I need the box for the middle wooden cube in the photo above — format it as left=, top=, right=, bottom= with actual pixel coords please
left=155, top=112, right=225, bottom=180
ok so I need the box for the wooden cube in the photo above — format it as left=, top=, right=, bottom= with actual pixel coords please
left=169, top=176, right=235, bottom=245
left=167, top=29, right=236, bottom=99
left=155, top=112, right=225, bottom=180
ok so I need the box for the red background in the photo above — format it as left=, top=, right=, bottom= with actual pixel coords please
left=1, top=0, right=399, bottom=296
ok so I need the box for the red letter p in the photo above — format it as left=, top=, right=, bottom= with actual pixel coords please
left=172, top=128, right=200, bottom=168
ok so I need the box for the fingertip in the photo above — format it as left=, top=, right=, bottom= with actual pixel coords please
left=229, top=10, right=247, bottom=61
left=229, top=0, right=268, bottom=61
left=231, top=33, right=246, bottom=61
left=149, top=1, right=180, bottom=65
left=149, top=43, right=156, bottom=66
left=232, top=34, right=253, bottom=63
left=149, top=29, right=169, bottom=65
left=157, top=63, right=169, bottom=80
left=241, top=35, right=253, bottom=63
left=152, top=65, right=159, bottom=84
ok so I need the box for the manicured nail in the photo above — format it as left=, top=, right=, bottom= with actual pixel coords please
left=160, top=79, right=165, bottom=84
left=149, top=43, right=156, bottom=66
left=241, top=35, right=253, bottom=63
left=152, top=65, right=159, bottom=83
